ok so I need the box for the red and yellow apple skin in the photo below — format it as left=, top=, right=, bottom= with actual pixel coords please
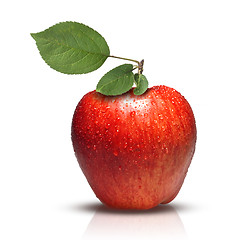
left=71, top=85, right=196, bottom=209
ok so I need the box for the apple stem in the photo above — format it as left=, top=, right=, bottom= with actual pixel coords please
left=138, top=59, right=144, bottom=74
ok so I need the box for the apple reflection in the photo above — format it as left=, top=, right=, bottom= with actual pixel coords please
left=81, top=203, right=187, bottom=240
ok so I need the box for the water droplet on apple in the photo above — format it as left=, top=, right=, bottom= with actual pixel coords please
left=130, top=111, right=136, bottom=117
left=118, top=165, right=122, bottom=170
left=161, top=143, right=169, bottom=154
left=113, top=150, right=119, bottom=156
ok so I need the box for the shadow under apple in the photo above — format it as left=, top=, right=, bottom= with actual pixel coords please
left=79, top=202, right=188, bottom=240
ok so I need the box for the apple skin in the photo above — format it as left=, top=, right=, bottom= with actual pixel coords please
left=71, top=85, right=196, bottom=209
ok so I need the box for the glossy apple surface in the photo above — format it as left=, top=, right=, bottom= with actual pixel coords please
left=71, top=85, right=196, bottom=209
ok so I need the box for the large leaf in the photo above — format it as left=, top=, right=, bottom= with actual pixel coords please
left=31, top=22, right=110, bottom=74
left=96, top=64, right=134, bottom=96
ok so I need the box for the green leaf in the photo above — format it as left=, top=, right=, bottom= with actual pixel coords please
left=96, top=64, right=134, bottom=96
left=31, top=22, right=110, bottom=74
left=133, top=74, right=149, bottom=95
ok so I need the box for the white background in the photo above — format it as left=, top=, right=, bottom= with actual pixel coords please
left=1, top=0, right=240, bottom=239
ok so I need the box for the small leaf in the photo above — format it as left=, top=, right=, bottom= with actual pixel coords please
left=96, top=64, right=134, bottom=96
left=31, top=22, right=110, bottom=74
left=133, top=74, right=149, bottom=95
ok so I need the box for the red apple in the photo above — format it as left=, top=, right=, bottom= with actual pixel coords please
left=71, top=85, right=196, bottom=209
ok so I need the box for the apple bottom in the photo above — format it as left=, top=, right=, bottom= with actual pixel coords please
left=91, top=173, right=188, bottom=210
left=75, top=143, right=194, bottom=210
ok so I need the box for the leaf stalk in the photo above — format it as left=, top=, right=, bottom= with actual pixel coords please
left=109, top=56, right=144, bottom=74
left=109, top=55, right=139, bottom=64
